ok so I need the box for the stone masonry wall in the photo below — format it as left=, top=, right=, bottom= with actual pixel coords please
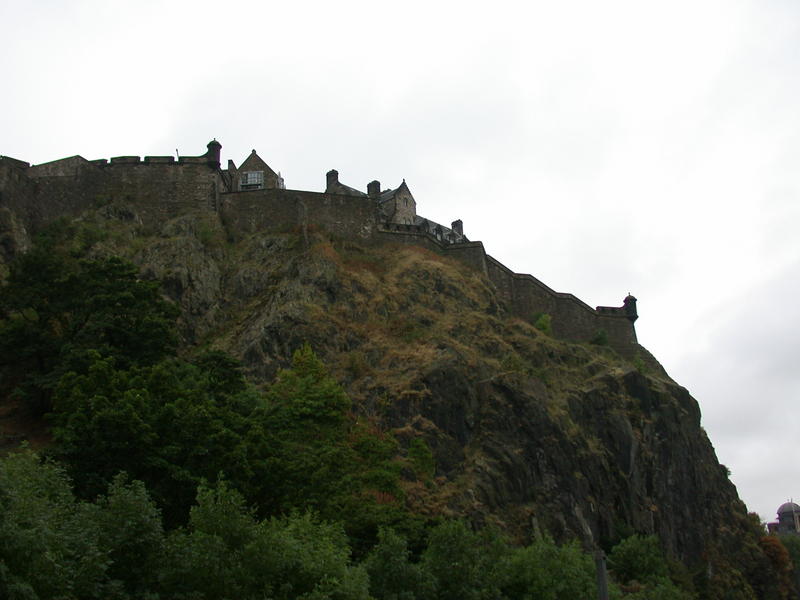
left=0, top=158, right=36, bottom=260
left=391, top=186, right=417, bottom=225
left=220, top=189, right=378, bottom=240
left=375, top=228, right=454, bottom=255
left=484, top=255, right=637, bottom=355
left=86, top=161, right=221, bottom=225
left=8, top=160, right=221, bottom=233
left=0, top=158, right=35, bottom=218
left=379, top=227, right=638, bottom=357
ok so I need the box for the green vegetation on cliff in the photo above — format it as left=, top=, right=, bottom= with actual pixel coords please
left=0, top=220, right=794, bottom=599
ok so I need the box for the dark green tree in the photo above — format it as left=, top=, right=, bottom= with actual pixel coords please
left=498, top=535, right=599, bottom=600
left=364, top=527, right=434, bottom=600
left=0, top=448, right=90, bottom=599
left=0, top=245, right=177, bottom=414
left=160, top=480, right=371, bottom=600
left=0, top=448, right=122, bottom=599
left=94, top=473, right=165, bottom=596
left=50, top=353, right=256, bottom=525
left=420, top=520, right=510, bottom=600
left=248, top=344, right=408, bottom=550
left=608, top=534, right=695, bottom=599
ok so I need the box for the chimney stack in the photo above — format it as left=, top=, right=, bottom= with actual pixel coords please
left=368, top=180, right=381, bottom=198
left=451, top=219, right=463, bottom=236
left=326, top=169, right=339, bottom=193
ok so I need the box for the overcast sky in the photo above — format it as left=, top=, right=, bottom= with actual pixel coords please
left=2, top=0, right=799, bottom=524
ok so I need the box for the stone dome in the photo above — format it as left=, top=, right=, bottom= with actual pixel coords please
left=777, top=502, right=800, bottom=515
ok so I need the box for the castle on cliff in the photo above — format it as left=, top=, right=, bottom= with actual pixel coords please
left=0, top=140, right=642, bottom=358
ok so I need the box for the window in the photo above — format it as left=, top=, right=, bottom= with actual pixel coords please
left=241, top=171, right=264, bottom=190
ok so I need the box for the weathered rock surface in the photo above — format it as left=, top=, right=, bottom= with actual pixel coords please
left=0, top=204, right=755, bottom=568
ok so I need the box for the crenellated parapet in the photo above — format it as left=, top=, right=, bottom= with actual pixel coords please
left=597, top=295, right=638, bottom=322
left=8, top=141, right=226, bottom=230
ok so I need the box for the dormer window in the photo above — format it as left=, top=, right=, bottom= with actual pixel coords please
left=241, top=171, right=264, bottom=190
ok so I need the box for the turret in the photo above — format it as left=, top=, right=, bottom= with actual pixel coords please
left=205, top=139, right=222, bottom=168
left=623, top=294, right=638, bottom=322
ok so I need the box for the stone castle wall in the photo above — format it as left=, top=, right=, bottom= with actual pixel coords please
left=220, top=188, right=377, bottom=240
left=2, top=157, right=222, bottom=232
left=0, top=152, right=640, bottom=358
left=376, top=227, right=638, bottom=357
left=0, top=158, right=35, bottom=218
left=489, top=257, right=637, bottom=354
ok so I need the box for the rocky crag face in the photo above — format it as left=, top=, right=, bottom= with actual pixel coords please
left=0, top=200, right=761, bottom=576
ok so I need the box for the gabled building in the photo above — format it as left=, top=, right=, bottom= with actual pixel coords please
left=376, top=180, right=416, bottom=226
left=226, top=149, right=284, bottom=191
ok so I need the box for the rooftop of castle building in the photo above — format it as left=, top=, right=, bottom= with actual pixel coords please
left=777, top=502, right=800, bottom=515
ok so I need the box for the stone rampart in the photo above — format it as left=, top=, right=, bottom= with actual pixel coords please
left=0, top=158, right=37, bottom=259
left=221, top=189, right=377, bottom=240
left=442, top=242, right=489, bottom=276
left=20, top=160, right=221, bottom=231
left=0, top=157, right=35, bottom=214
left=376, top=227, right=638, bottom=356
left=485, top=255, right=637, bottom=354
left=375, top=226, right=459, bottom=255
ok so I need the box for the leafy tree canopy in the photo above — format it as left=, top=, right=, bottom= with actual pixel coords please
left=0, top=239, right=178, bottom=414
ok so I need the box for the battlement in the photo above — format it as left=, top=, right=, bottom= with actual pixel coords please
left=0, top=156, right=30, bottom=171
left=24, top=139, right=222, bottom=177
left=0, top=138, right=641, bottom=357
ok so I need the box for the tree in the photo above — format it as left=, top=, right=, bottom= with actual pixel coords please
left=50, top=353, right=256, bottom=525
left=160, top=481, right=371, bottom=600
left=0, top=448, right=175, bottom=599
left=0, top=448, right=108, bottom=599
left=608, top=535, right=695, bottom=599
left=248, top=344, right=409, bottom=551
left=0, top=246, right=177, bottom=415
left=777, top=535, right=800, bottom=595
left=94, top=474, right=165, bottom=595
left=608, top=534, right=670, bottom=585
left=420, top=520, right=509, bottom=600
left=364, top=527, right=434, bottom=600
left=758, top=536, right=795, bottom=600
left=498, top=536, right=598, bottom=600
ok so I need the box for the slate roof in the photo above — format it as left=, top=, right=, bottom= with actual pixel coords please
left=331, top=181, right=367, bottom=197
left=413, top=216, right=468, bottom=243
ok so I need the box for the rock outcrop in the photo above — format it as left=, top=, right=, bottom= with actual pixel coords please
left=0, top=193, right=758, bottom=576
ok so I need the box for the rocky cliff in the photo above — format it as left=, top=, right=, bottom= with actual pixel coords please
left=0, top=197, right=761, bottom=576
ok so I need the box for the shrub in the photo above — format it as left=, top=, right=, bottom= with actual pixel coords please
left=408, top=438, right=435, bottom=481
left=590, top=329, right=609, bottom=346
left=608, top=534, right=669, bottom=584
left=499, top=536, right=597, bottom=600
left=534, top=313, right=552, bottom=335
